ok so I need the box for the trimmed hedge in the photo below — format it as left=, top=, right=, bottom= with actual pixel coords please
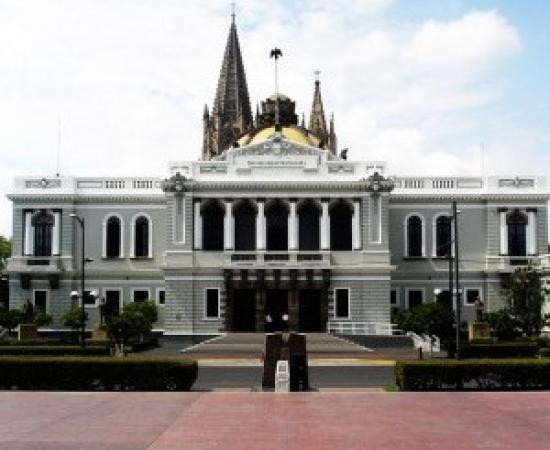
left=0, top=340, right=110, bottom=347
left=396, top=359, right=550, bottom=391
left=459, top=343, right=539, bottom=359
left=0, top=357, right=198, bottom=391
left=0, top=346, right=110, bottom=356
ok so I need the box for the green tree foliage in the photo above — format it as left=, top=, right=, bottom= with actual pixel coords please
left=63, top=307, right=88, bottom=334
left=501, top=266, right=548, bottom=336
left=32, top=310, right=53, bottom=328
left=0, top=309, right=24, bottom=332
left=0, top=235, right=11, bottom=272
left=394, top=302, right=455, bottom=342
left=485, top=310, right=519, bottom=340
left=106, top=301, right=158, bottom=346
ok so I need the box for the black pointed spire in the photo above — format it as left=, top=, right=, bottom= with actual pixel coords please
left=309, top=71, right=328, bottom=138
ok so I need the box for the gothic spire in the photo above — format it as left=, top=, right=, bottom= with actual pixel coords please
left=309, top=71, right=328, bottom=139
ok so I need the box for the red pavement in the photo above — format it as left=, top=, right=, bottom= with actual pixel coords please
left=0, top=391, right=549, bottom=449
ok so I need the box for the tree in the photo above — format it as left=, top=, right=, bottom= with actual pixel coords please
left=106, top=301, right=158, bottom=355
left=0, top=309, right=23, bottom=333
left=485, top=310, right=518, bottom=340
left=394, top=302, right=455, bottom=347
left=501, top=266, right=548, bottom=336
left=0, top=235, right=11, bottom=272
left=63, top=307, right=88, bottom=343
left=32, top=310, right=53, bottom=328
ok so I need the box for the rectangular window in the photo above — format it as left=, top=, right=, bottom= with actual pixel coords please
left=133, top=289, right=149, bottom=303
left=390, top=289, right=397, bottom=306
left=33, top=290, right=47, bottom=311
left=466, top=289, right=480, bottom=305
left=83, top=290, right=96, bottom=306
left=335, top=288, right=350, bottom=319
left=157, top=289, right=166, bottom=306
left=407, top=289, right=423, bottom=309
left=205, top=288, right=220, bottom=319
left=105, top=289, right=121, bottom=315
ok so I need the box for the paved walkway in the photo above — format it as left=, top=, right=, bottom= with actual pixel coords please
left=0, top=391, right=549, bottom=449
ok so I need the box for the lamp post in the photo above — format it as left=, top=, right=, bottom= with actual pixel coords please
left=452, top=201, right=461, bottom=359
left=70, top=214, right=93, bottom=349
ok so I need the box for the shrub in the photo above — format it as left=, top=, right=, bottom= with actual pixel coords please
left=539, top=348, right=550, bottom=358
left=459, top=343, right=539, bottom=359
left=485, top=310, right=519, bottom=340
left=0, top=346, right=109, bottom=356
left=395, top=359, right=550, bottom=391
left=0, top=309, right=23, bottom=332
left=0, top=357, right=198, bottom=391
left=32, top=311, right=53, bottom=328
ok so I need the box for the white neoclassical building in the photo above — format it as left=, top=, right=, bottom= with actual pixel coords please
left=6, top=18, right=550, bottom=336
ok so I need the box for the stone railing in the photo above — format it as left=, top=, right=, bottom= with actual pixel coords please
left=227, top=251, right=330, bottom=266
left=327, top=321, right=393, bottom=336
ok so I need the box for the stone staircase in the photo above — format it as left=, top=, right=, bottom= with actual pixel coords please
left=181, top=333, right=378, bottom=358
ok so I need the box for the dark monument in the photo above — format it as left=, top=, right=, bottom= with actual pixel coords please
left=262, top=332, right=309, bottom=391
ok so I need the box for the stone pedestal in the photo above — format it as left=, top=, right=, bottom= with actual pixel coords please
left=92, top=326, right=108, bottom=341
left=18, top=324, right=37, bottom=341
left=469, top=322, right=490, bottom=341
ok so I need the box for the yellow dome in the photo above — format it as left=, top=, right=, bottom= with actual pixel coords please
left=237, top=126, right=322, bottom=148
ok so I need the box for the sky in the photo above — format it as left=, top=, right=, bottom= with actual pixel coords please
left=0, top=0, right=549, bottom=237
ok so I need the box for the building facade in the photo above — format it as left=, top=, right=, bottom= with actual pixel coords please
left=6, top=19, right=549, bottom=335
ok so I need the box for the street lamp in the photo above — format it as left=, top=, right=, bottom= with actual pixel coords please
left=70, top=213, right=94, bottom=348
left=452, top=201, right=461, bottom=359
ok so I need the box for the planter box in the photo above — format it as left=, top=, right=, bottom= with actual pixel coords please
left=18, top=324, right=37, bottom=341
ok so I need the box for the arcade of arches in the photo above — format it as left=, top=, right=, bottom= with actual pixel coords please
left=195, top=198, right=361, bottom=252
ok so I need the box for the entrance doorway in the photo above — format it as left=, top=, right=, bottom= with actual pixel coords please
left=266, top=290, right=288, bottom=332
left=298, top=289, right=322, bottom=332
left=233, top=289, right=256, bottom=332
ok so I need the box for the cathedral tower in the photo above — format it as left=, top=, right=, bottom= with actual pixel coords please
left=202, top=16, right=253, bottom=160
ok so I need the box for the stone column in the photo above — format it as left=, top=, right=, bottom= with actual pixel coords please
left=498, top=208, right=508, bottom=255
left=194, top=201, right=202, bottom=250
left=255, top=270, right=266, bottom=331
left=352, top=200, right=361, bottom=250
left=527, top=209, right=537, bottom=255
left=52, top=211, right=61, bottom=256
left=224, top=200, right=233, bottom=250
left=256, top=199, right=266, bottom=250
left=24, top=211, right=33, bottom=256
left=288, top=290, right=299, bottom=332
left=288, top=200, right=298, bottom=250
left=320, top=200, right=330, bottom=250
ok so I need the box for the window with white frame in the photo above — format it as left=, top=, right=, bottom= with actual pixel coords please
left=33, top=290, right=48, bottom=311
left=407, top=289, right=423, bottom=309
left=205, top=288, right=220, bottom=319
left=334, top=288, right=350, bottom=319
left=405, top=214, right=424, bottom=258
left=133, top=289, right=150, bottom=303
left=104, top=289, right=122, bottom=316
left=465, top=289, right=481, bottom=306
left=83, top=290, right=97, bottom=307
left=104, top=215, right=123, bottom=258
left=157, top=288, right=166, bottom=306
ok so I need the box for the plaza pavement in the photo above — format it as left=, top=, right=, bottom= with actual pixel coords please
left=0, top=391, right=549, bottom=449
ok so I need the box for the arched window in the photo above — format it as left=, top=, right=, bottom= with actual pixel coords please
left=298, top=200, right=320, bottom=251
left=234, top=200, right=256, bottom=251
left=507, top=210, right=527, bottom=257
left=105, top=216, right=122, bottom=258
left=330, top=200, right=352, bottom=251
left=266, top=200, right=288, bottom=251
left=134, top=216, right=150, bottom=258
left=435, top=215, right=452, bottom=258
left=202, top=200, right=224, bottom=251
left=407, top=215, right=423, bottom=257
left=32, top=210, right=54, bottom=257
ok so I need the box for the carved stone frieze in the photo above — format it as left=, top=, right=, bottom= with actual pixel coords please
left=498, top=177, right=535, bottom=188
left=363, top=172, right=395, bottom=193
left=25, top=178, right=61, bottom=189
left=162, top=172, right=188, bottom=193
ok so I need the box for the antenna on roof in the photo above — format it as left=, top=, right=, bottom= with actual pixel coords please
left=270, top=47, right=283, bottom=128
left=56, top=115, right=61, bottom=177
left=480, top=143, right=485, bottom=179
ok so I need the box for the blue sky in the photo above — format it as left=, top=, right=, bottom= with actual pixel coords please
left=0, top=0, right=549, bottom=236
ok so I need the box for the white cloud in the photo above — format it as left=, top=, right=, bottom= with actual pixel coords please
left=0, top=2, right=534, bottom=237
left=404, top=10, right=521, bottom=72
